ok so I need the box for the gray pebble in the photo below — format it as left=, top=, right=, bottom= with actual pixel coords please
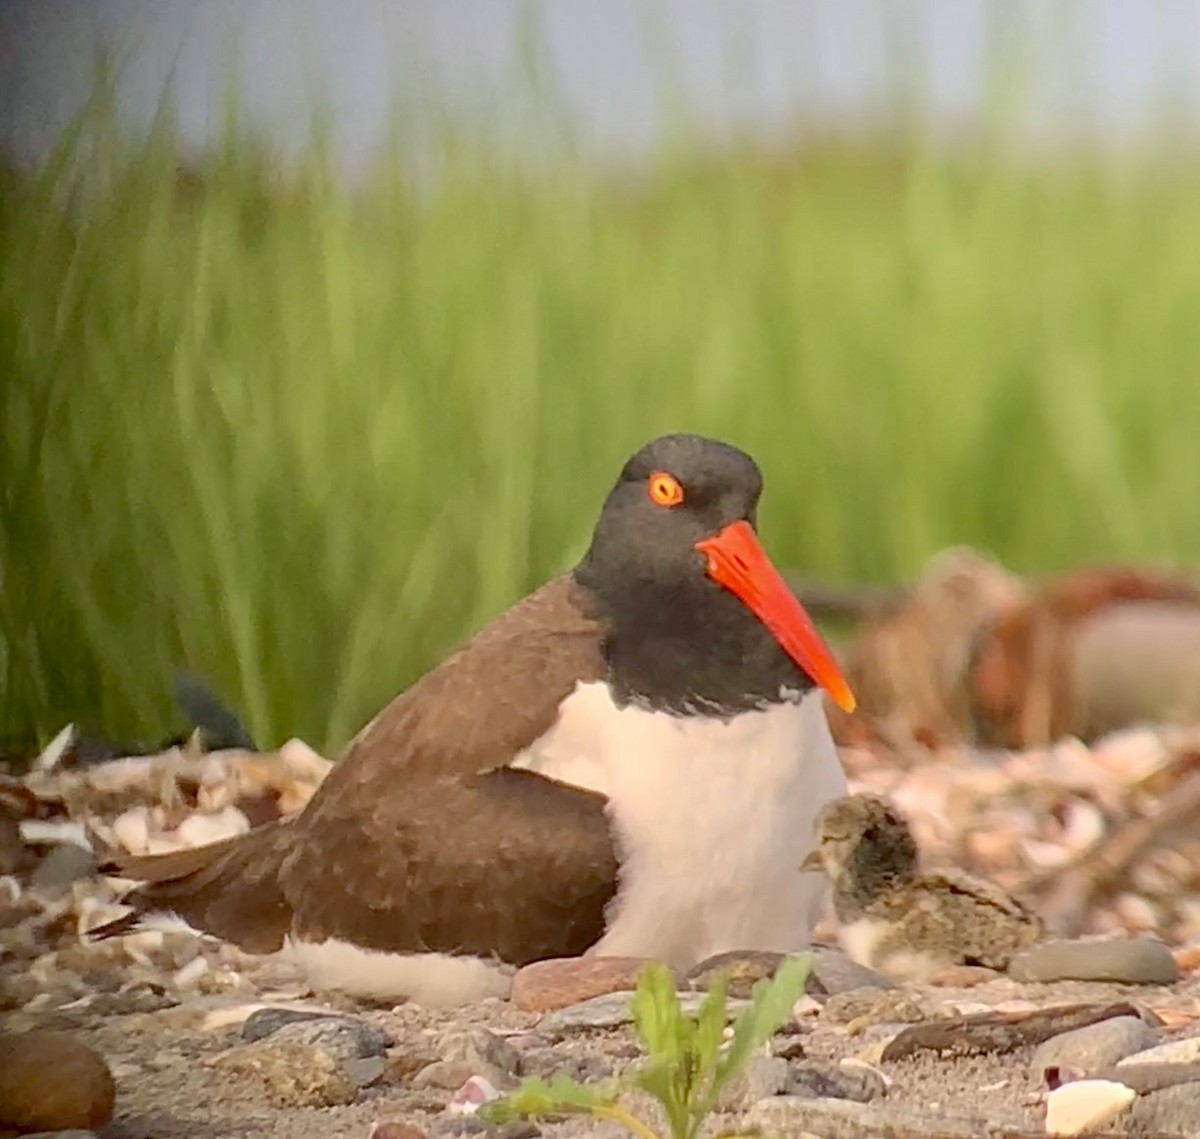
left=819, top=987, right=926, bottom=1026
left=1007, top=937, right=1179, bottom=985
left=808, top=949, right=896, bottom=996
left=790, top=1061, right=887, bottom=1103
left=1118, top=1035, right=1200, bottom=1067
left=241, top=1008, right=337, bottom=1042
left=1123, top=1081, right=1200, bottom=1134
left=716, top=1055, right=791, bottom=1110
left=413, top=1058, right=514, bottom=1092
left=437, top=1027, right=521, bottom=1076
left=538, top=991, right=750, bottom=1033
left=1031, top=1015, right=1157, bottom=1078
left=268, top=1016, right=392, bottom=1062
left=29, top=844, right=98, bottom=891
left=343, top=1056, right=387, bottom=1089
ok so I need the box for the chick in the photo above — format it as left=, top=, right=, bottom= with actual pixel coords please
left=801, top=793, right=1042, bottom=981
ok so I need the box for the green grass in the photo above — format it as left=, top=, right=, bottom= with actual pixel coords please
left=5, top=95, right=1200, bottom=757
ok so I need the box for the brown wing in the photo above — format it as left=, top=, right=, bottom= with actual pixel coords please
left=99, top=574, right=618, bottom=961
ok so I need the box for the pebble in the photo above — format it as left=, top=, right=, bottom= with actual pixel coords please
left=1124, top=1082, right=1200, bottom=1133
left=819, top=987, right=926, bottom=1026
left=268, top=1016, right=393, bottom=1062
left=0, top=1030, right=116, bottom=1133
left=1031, top=1015, right=1156, bottom=1078
left=1043, top=1078, right=1136, bottom=1135
left=745, top=1096, right=983, bottom=1137
left=1008, top=936, right=1180, bottom=985
left=446, top=1075, right=502, bottom=1115
left=790, top=1060, right=888, bottom=1103
left=511, top=956, right=657, bottom=1012
left=344, top=1056, right=388, bottom=1089
left=241, top=1006, right=339, bottom=1041
left=1117, top=1035, right=1200, bottom=1066
left=537, top=991, right=750, bottom=1034
left=807, top=948, right=896, bottom=996
left=29, top=843, right=99, bottom=891
left=715, top=1054, right=791, bottom=1110
left=212, top=1039, right=357, bottom=1107
left=685, top=949, right=789, bottom=997
left=413, top=1059, right=514, bottom=1092
left=436, top=1027, right=521, bottom=1076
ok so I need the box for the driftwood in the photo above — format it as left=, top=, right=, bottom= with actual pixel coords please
left=880, top=1001, right=1147, bottom=1061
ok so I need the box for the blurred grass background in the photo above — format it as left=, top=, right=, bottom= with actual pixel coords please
left=5, top=36, right=1200, bottom=758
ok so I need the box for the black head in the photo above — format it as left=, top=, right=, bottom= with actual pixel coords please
left=574, top=434, right=854, bottom=717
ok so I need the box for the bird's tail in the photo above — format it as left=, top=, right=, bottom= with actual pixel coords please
left=91, top=820, right=293, bottom=955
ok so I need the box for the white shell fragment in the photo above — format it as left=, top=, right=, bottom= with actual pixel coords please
left=1044, top=1079, right=1136, bottom=1135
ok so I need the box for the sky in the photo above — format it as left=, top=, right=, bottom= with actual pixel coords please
left=2, top=1, right=1199, bottom=171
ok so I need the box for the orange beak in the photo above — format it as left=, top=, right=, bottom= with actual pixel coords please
left=694, top=520, right=857, bottom=714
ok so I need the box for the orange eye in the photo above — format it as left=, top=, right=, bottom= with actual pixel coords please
left=647, top=471, right=684, bottom=507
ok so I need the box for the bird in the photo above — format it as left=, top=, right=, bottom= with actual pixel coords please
left=801, top=792, right=1042, bottom=981
left=93, top=433, right=857, bottom=1007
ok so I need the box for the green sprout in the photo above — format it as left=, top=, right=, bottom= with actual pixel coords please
left=483, top=954, right=811, bottom=1139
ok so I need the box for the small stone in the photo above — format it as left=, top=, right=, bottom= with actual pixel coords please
left=0, top=1030, right=116, bottom=1132
left=437, top=1027, right=521, bottom=1076
left=29, top=843, right=99, bottom=891
left=1118, top=1035, right=1200, bottom=1066
left=1032, top=1016, right=1156, bottom=1078
left=345, top=1057, right=388, bottom=1088
left=241, top=1006, right=336, bottom=1041
left=519, top=1050, right=613, bottom=1083
left=1008, top=937, right=1180, bottom=985
left=819, top=987, right=926, bottom=1026
left=270, top=1016, right=393, bottom=1062
left=369, top=1125, right=427, bottom=1139
left=716, top=1055, right=791, bottom=1110
left=213, top=1040, right=356, bottom=1107
left=538, top=990, right=750, bottom=1034
left=413, top=1059, right=512, bottom=1092
left=790, top=1060, right=887, bottom=1102
left=1124, top=1082, right=1200, bottom=1133
left=925, top=964, right=1003, bottom=988
left=511, top=956, right=658, bottom=1012
left=807, top=948, right=895, bottom=996
left=1044, top=1078, right=1136, bottom=1134
left=383, top=1050, right=438, bottom=1085
left=686, top=950, right=789, bottom=998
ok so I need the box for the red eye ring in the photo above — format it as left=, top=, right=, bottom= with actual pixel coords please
left=647, top=471, right=684, bottom=507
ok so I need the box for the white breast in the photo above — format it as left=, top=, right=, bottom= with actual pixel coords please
left=512, top=681, right=846, bottom=970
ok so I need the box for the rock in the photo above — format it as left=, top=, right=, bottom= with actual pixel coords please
left=745, top=1096, right=994, bottom=1137
left=413, top=1060, right=513, bottom=1093
left=436, top=1027, right=521, bottom=1076
left=241, top=1006, right=338, bottom=1041
left=715, top=1054, right=791, bottom=1110
left=807, top=948, right=896, bottom=996
left=1124, top=1082, right=1200, bottom=1133
left=1031, top=1015, right=1156, bottom=1078
left=369, top=1125, right=427, bottom=1139
left=819, top=987, right=926, bottom=1026
left=0, top=1031, right=116, bottom=1132
left=925, top=964, right=1002, bottom=988
left=1008, top=937, right=1180, bottom=985
left=538, top=991, right=750, bottom=1034
left=1043, top=1078, right=1136, bottom=1135
left=686, top=950, right=788, bottom=997
left=213, top=1040, right=357, bottom=1107
left=511, top=956, right=658, bottom=1012
left=790, top=1060, right=887, bottom=1103
left=29, top=843, right=98, bottom=891
left=1118, top=1035, right=1200, bottom=1066
left=345, top=1056, right=388, bottom=1088
left=269, top=1016, right=392, bottom=1062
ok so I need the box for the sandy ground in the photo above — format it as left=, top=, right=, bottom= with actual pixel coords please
left=13, top=971, right=1196, bottom=1139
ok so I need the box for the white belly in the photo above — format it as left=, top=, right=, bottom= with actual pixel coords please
left=512, top=681, right=846, bottom=970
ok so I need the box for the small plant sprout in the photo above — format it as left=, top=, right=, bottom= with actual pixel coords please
left=482, top=953, right=812, bottom=1139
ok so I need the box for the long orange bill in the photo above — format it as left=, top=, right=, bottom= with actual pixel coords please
left=694, top=520, right=857, bottom=714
